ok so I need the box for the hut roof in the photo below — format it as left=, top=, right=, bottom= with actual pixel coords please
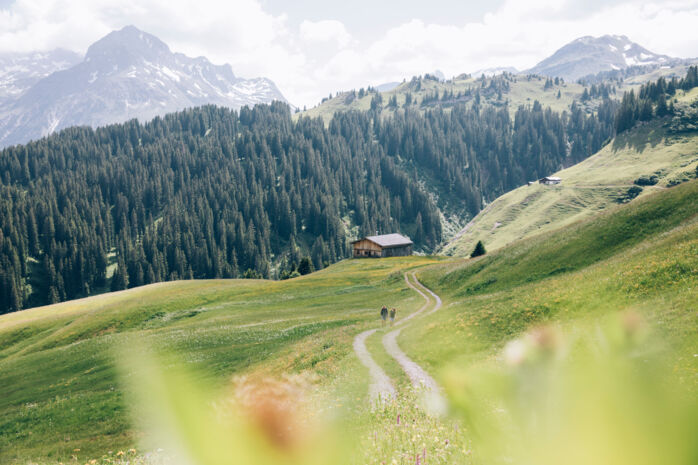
left=352, top=233, right=413, bottom=248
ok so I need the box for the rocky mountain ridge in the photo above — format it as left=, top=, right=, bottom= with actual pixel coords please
left=0, top=26, right=287, bottom=148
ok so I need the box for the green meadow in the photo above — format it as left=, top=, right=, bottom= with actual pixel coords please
left=300, top=73, right=589, bottom=124
left=0, top=257, right=438, bottom=463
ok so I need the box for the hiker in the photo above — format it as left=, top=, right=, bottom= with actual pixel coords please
left=389, top=307, right=397, bottom=326
left=380, top=305, right=388, bottom=326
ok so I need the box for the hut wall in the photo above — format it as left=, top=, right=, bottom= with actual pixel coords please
left=353, top=239, right=383, bottom=258
left=382, top=245, right=412, bottom=257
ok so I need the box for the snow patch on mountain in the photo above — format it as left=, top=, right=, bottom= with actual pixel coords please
left=0, top=26, right=288, bottom=148
left=472, top=66, right=519, bottom=78
left=0, top=50, right=81, bottom=102
left=527, top=35, right=674, bottom=81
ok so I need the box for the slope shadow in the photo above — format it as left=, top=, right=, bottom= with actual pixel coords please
left=612, top=122, right=664, bottom=153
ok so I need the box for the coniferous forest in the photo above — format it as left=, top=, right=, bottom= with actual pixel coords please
left=0, top=85, right=627, bottom=313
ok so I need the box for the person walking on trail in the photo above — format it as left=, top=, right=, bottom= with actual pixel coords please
left=380, top=305, right=388, bottom=326
left=389, top=307, right=397, bottom=326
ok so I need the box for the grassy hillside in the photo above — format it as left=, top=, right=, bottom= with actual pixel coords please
left=300, top=73, right=590, bottom=124
left=302, top=64, right=696, bottom=125
left=442, top=116, right=698, bottom=257
left=404, top=179, right=698, bottom=378
left=352, top=180, right=698, bottom=465
left=0, top=256, right=439, bottom=463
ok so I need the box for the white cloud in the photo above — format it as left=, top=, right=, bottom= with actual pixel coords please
left=299, top=19, right=353, bottom=48
left=0, top=0, right=697, bottom=108
left=316, top=0, right=698, bottom=96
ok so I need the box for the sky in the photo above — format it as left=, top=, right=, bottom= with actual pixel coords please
left=1, top=0, right=697, bottom=107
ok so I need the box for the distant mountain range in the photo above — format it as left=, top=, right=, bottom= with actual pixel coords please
left=0, top=49, right=81, bottom=103
left=1, top=31, right=693, bottom=148
left=0, top=26, right=287, bottom=148
left=471, top=67, right=519, bottom=78
left=527, top=35, right=679, bottom=81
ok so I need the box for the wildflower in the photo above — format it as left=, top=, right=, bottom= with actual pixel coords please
left=128, top=449, right=137, bottom=454
left=116, top=451, right=124, bottom=457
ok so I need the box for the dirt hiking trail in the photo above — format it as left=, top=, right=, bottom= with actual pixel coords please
left=352, top=271, right=445, bottom=409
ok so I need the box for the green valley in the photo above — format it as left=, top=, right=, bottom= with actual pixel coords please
left=1, top=36, right=697, bottom=465
left=1, top=179, right=696, bottom=464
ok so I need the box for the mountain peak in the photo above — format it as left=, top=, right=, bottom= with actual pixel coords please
left=528, top=34, right=673, bottom=81
left=85, top=25, right=170, bottom=64
left=0, top=26, right=287, bottom=148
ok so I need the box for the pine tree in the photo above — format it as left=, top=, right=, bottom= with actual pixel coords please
left=655, top=95, right=670, bottom=117
left=47, top=286, right=60, bottom=304
left=639, top=99, right=653, bottom=121
left=111, top=258, right=129, bottom=291
left=297, top=257, right=314, bottom=275
left=470, top=240, right=486, bottom=258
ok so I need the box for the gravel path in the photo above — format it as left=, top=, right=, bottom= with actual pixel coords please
left=352, top=272, right=444, bottom=409
left=382, top=273, right=442, bottom=392
left=353, top=328, right=396, bottom=403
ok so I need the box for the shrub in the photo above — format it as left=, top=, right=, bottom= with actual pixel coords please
left=634, top=175, right=658, bottom=186
left=617, top=186, right=643, bottom=203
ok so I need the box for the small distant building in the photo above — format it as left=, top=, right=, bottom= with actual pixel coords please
left=351, top=233, right=413, bottom=258
left=539, top=176, right=562, bottom=185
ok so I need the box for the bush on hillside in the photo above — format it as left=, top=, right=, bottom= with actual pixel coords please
left=617, top=186, right=643, bottom=203
left=634, top=175, right=659, bottom=186
left=242, top=269, right=263, bottom=279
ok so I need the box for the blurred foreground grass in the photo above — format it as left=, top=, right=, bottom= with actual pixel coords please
left=114, top=314, right=696, bottom=465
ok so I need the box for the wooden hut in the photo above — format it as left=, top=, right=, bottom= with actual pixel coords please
left=351, top=233, right=413, bottom=258
left=539, top=176, right=562, bottom=185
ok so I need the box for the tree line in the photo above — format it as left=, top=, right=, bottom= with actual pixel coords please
left=373, top=99, right=615, bottom=216
left=615, top=66, right=698, bottom=133
left=0, top=103, right=440, bottom=313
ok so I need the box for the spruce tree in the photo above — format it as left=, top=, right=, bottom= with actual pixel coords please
left=470, top=240, right=486, bottom=258
left=111, top=258, right=129, bottom=291
left=297, top=257, right=314, bottom=275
